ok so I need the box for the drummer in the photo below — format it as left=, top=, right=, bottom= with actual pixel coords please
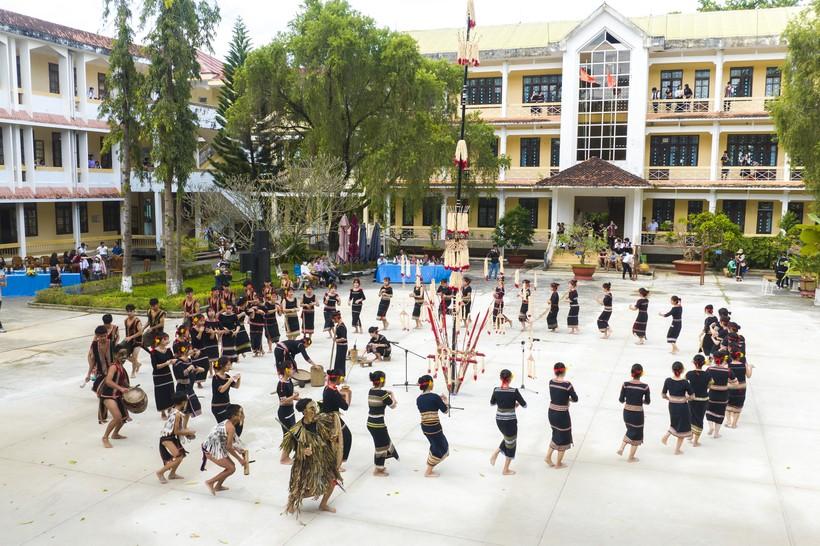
left=274, top=337, right=316, bottom=373
left=100, top=348, right=131, bottom=448
left=364, top=326, right=391, bottom=363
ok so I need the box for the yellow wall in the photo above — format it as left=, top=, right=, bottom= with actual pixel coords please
left=717, top=132, right=786, bottom=166
left=30, top=52, right=60, bottom=94
left=25, top=202, right=120, bottom=245
left=507, top=68, right=561, bottom=105
left=507, top=135, right=556, bottom=167
left=722, top=60, right=783, bottom=97
left=648, top=63, right=715, bottom=97
left=190, top=85, right=220, bottom=107
left=85, top=64, right=110, bottom=98
left=643, top=132, right=712, bottom=166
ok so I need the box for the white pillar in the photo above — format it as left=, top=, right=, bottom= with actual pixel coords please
left=440, top=198, right=447, bottom=240
left=71, top=201, right=82, bottom=250
left=11, top=125, right=23, bottom=185
left=22, top=126, right=35, bottom=184
left=76, top=53, right=88, bottom=118
left=0, top=125, right=13, bottom=185
left=58, top=48, right=71, bottom=115
left=780, top=192, right=790, bottom=224
left=497, top=189, right=506, bottom=220
left=194, top=193, right=202, bottom=239
left=78, top=131, right=89, bottom=185
left=550, top=188, right=559, bottom=235
left=498, top=127, right=507, bottom=181
left=362, top=206, right=369, bottom=225
left=713, top=51, right=724, bottom=113
left=18, top=39, right=32, bottom=113
left=709, top=122, right=720, bottom=181
left=15, top=203, right=27, bottom=256
left=708, top=190, right=717, bottom=213
left=7, top=38, right=18, bottom=110
left=154, top=190, right=163, bottom=249
left=783, top=153, right=791, bottom=182
left=385, top=193, right=392, bottom=253
left=630, top=189, right=644, bottom=244
left=501, top=62, right=509, bottom=117
left=61, top=129, right=73, bottom=185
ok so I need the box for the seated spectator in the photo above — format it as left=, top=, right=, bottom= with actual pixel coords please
left=111, top=241, right=123, bottom=256
left=377, top=253, right=388, bottom=266
left=364, top=326, right=391, bottom=362
left=87, top=87, right=96, bottom=99
left=598, top=248, right=608, bottom=268
left=88, top=155, right=96, bottom=168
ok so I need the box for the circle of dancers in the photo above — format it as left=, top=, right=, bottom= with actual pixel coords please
left=82, top=273, right=753, bottom=515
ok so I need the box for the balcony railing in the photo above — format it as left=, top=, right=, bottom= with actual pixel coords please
left=640, top=231, right=696, bottom=246
left=644, top=166, right=792, bottom=182
left=34, top=166, right=67, bottom=183
left=505, top=166, right=557, bottom=181
left=190, top=103, right=219, bottom=130
left=506, top=102, right=562, bottom=119
left=31, top=92, right=66, bottom=115
left=645, top=166, right=711, bottom=181
left=646, top=96, right=776, bottom=117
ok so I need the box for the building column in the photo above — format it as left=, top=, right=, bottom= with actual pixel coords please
left=780, top=191, right=790, bottom=225
left=498, top=127, right=507, bottom=181
left=154, top=190, right=163, bottom=249
left=18, top=39, right=32, bottom=113
left=501, top=62, right=509, bottom=118
left=439, top=198, right=448, bottom=240
left=713, top=51, right=724, bottom=113
left=497, top=189, right=506, bottom=220
left=0, top=125, right=13, bottom=185
left=78, top=132, right=89, bottom=185
left=550, top=188, right=560, bottom=235
left=22, top=126, right=35, bottom=185
left=11, top=125, right=23, bottom=185
left=783, top=153, right=791, bottom=182
left=709, top=122, right=720, bottom=181
left=75, top=53, right=88, bottom=118
left=708, top=190, right=717, bottom=213
left=7, top=37, right=18, bottom=110
left=57, top=48, right=71, bottom=115
left=194, top=193, right=202, bottom=239
left=71, top=201, right=82, bottom=249
left=630, top=189, right=644, bottom=244
left=61, top=129, right=73, bottom=186
left=362, top=206, right=369, bottom=225
left=15, top=203, right=27, bottom=256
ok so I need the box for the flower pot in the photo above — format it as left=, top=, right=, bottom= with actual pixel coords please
left=571, top=264, right=596, bottom=280
left=507, top=253, right=527, bottom=266
left=799, top=276, right=817, bottom=298
left=672, top=259, right=705, bottom=276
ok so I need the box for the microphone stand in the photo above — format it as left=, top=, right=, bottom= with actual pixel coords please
left=390, top=341, right=427, bottom=392
left=519, top=338, right=541, bottom=393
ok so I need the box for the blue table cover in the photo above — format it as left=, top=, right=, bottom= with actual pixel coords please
left=3, top=272, right=81, bottom=296
left=374, top=264, right=451, bottom=283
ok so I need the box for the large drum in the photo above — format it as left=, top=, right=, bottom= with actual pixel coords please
left=122, top=386, right=148, bottom=414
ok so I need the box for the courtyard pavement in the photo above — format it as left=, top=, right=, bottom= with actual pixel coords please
left=0, top=269, right=818, bottom=546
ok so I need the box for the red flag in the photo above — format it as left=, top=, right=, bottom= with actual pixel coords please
left=606, top=71, right=616, bottom=88
left=579, top=67, right=598, bottom=85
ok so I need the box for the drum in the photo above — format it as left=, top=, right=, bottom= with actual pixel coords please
left=292, top=369, right=312, bottom=388
left=310, top=364, right=326, bottom=387
left=122, top=386, right=148, bottom=414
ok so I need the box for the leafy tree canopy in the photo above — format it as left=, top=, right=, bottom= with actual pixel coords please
left=698, top=0, right=800, bottom=11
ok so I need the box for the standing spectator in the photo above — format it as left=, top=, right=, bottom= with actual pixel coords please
left=650, top=86, right=660, bottom=113
left=88, top=155, right=97, bottom=168
left=622, top=250, right=634, bottom=281
left=79, top=253, right=90, bottom=282
left=647, top=218, right=659, bottom=244
left=723, top=81, right=734, bottom=111
left=78, top=242, right=88, bottom=255
left=734, top=249, right=747, bottom=282
left=97, top=241, right=109, bottom=260
left=88, top=86, right=96, bottom=99
left=664, top=85, right=673, bottom=111
left=0, top=266, right=6, bottom=332
left=605, top=221, right=618, bottom=249
left=486, top=245, right=500, bottom=280
left=721, top=151, right=730, bottom=179
left=682, top=83, right=693, bottom=110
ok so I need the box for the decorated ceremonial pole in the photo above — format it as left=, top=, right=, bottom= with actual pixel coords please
left=445, top=0, right=479, bottom=394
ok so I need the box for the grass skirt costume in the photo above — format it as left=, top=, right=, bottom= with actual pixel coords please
left=280, top=405, right=342, bottom=515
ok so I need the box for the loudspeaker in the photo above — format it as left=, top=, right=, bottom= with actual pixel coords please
left=239, top=251, right=255, bottom=273
left=252, top=250, right=271, bottom=294
left=253, top=230, right=270, bottom=251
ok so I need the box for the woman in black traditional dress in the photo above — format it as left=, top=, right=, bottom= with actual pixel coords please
left=417, top=374, right=449, bottom=477
left=726, top=351, right=753, bottom=429
left=211, top=357, right=240, bottom=423
left=247, top=297, right=266, bottom=357
left=660, top=295, right=683, bottom=354
left=700, top=304, right=719, bottom=356
left=661, top=361, right=693, bottom=454
left=490, top=369, right=527, bottom=475
left=706, top=351, right=734, bottom=439
left=617, top=363, right=650, bottom=462
left=596, top=282, right=613, bottom=338
left=546, top=362, right=578, bottom=469
left=233, top=299, right=252, bottom=357
left=322, top=371, right=352, bottom=470
left=630, top=288, right=650, bottom=344
left=686, top=354, right=709, bottom=446
left=460, top=276, right=473, bottom=328
left=492, top=278, right=510, bottom=332
left=376, top=278, right=393, bottom=330
left=367, top=370, right=399, bottom=476
left=218, top=303, right=240, bottom=362
left=518, top=279, right=532, bottom=330
left=190, top=314, right=215, bottom=388
left=300, top=286, right=316, bottom=337
left=546, top=282, right=560, bottom=332
left=172, top=327, right=204, bottom=427
left=282, top=288, right=301, bottom=340
left=323, top=284, right=340, bottom=337
left=410, top=280, right=425, bottom=329
left=564, top=279, right=580, bottom=334
left=348, top=278, right=365, bottom=334
left=263, top=291, right=281, bottom=351
left=100, top=348, right=130, bottom=448
left=150, top=333, right=177, bottom=419
left=276, top=359, right=299, bottom=464
left=123, top=303, right=143, bottom=377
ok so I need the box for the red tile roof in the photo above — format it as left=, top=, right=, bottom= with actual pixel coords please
left=536, top=158, right=651, bottom=188
left=196, top=51, right=224, bottom=79
left=0, top=108, right=109, bottom=130
left=0, top=186, right=122, bottom=201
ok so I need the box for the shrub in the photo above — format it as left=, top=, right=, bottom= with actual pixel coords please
left=492, top=206, right=535, bottom=251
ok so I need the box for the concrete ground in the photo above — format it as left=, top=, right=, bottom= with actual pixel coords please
left=1, top=269, right=818, bottom=546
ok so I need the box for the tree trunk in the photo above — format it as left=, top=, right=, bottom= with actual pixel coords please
left=120, top=125, right=133, bottom=293
left=175, top=187, right=184, bottom=286
left=164, top=175, right=180, bottom=295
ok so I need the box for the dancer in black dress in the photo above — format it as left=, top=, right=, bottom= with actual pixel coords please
left=460, top=276, right=473, bottom=328
left=410, top=281, right=424, bottom=329
left=489, top=369, right=527, bottom=475
left=660, top=295, right=683, bottom=354
left=417, top=374, right=449, bottom=477
left=172, top=327, right=204, bottom=427
left=190, top=314, right=215, bottom=388
left=630, top=288, right=649, bottom=344
left=247, top=297, right=266, bottom=357
left=366, top=370, right=399, bottom=476
left=662, top=361, right=693, bottom=454
left=546, top=362, right=578, bottom=469
left=323, top=284, right=340, bottom=337
left=263, top=291, right=282, bottom=350
left=211, top=357, right=240, bottom=423
left=282, top=288, right=301, bottom=340
left=218, top=303, right=240, bottom=362
left=700, top=304, right=719, bottom=356
left=492, top=278, right=510, bottom=332
left=596, top=282, right=613, bottom=338
left=274, top=337, right=316, bottom=372
left=322, top=371, right=352, bottom=469
left=518, top=280, right=532, bottom=330
left=564, top=279, right=580, bottom=333
left=376, top=278, right=393, bottom=330
left=300, top=286, right=316, bottom=338
left=348, top=278, right=365, bottom=334
left=686, top=354, right=709, bottom=446
left=726, top=351, right=753, bottom=429
left=706, top=351, right=734, bottom=439
left=331, top=312, right=348, bottom=376
left=276, top=360, right=299, bottom=464
left=617, top=363, right=650, bottom=462
left=546, top=283, right=560, bottom=332
left=233, top=299, right=252, bottom=357
left=150, top=333, right=176, bottom=419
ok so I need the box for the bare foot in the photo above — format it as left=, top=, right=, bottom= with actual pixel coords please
left=169, top=474, right=184, bottom=480
left=503, top=469, right=516, bottom=475
left=424, top=471, right=440, bottom=478
left=373, top=468, right=389, bottom=477
left=713, top=433, right=721, bottom=439
left=545, top=458, right=555, bottom=467
left=205, top=481, right=216, bottom=496
left=693, top=442, right=701, bottom=447
left=280, top=458, right=293, bottom=465
left=490, top=450, right=499, bottom=466
left=215, top=485, right=229, bottom=491
left=616, top=449, right=623, bottom=456
left=661, top=435, right=669, bottom=445
left=102, top=438, right=113, bottom=448
left=156, top=472, right=168, bottom=483
left=674, top=450, right=683, bottom=455
left=111, top=434, right=127, bottom=440
left=627, top=457, right=640, bottom=463
left=554, top=463, right=567, bottom=469
left=319, top=504, right=336, bottom=513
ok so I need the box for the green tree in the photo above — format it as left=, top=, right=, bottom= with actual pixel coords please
left=100, top=0, right=145, bottom=293
left=769, top=0, right=820, bottom=203
left=141, top=0, right=220, bottom=295
left=210, top=17, right=283, bottom=187
left=232, top=0, right=507, bottom=215
left=493, top=206, right=536, bottom=252
left=698, top=0, right=800, bottom=11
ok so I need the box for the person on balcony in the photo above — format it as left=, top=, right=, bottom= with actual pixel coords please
left=664, top=85, right=673, bottom=111
left=529, top=86, right=544, bottom=115
left=650, top=87, right=660, bottom=113
left=723, top=82, right=734, bottom=111
left=647, top=219, right=659, bottom=245
left=721, top=151, right=730, bottom=179
left=682, top=84, right=693, bottom=111
left=87, top=86, right=95, bottom=99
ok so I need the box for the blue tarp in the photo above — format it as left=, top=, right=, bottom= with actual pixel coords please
left=374, top=264, right=450, bottom=283
left=3, top=272, right=81, bottom=296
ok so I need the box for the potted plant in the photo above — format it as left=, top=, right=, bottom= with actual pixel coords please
left=792, top=214, right=820, bottom=300
left=556, top=223, right=607, bottom=280
left=672, top=213, right=741, bottom=278
left=492, top=206, right=535, bottom=266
